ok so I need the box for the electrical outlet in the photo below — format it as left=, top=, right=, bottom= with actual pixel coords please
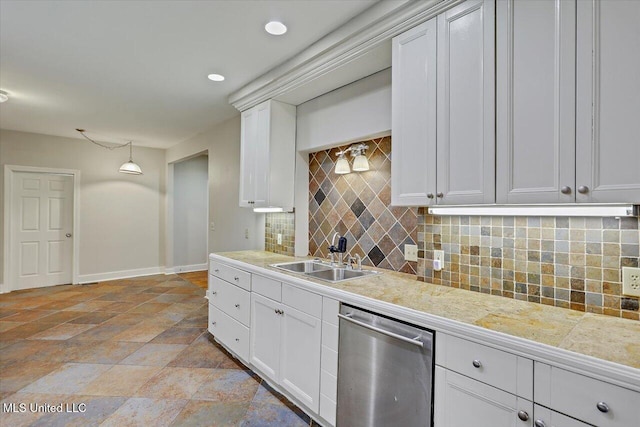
left=622, top=267, right=640, bottom=297
left=404, top=244, right=418, bottom=262
left=277, top=233, right=282, bottom=245
left=434, top=250, right=444, bottom=271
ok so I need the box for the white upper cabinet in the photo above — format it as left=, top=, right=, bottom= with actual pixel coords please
left=437, top=0, right=495, bottom=205
left=496, top=0, right=576, bottom=204
left=391, top=18, right=437, bottom=206
left=497, top=0, right=640, bottom=204
left=575, top=0, right=640, bottom=203
left=239, top=99, right=296, bottom=210
left=391, top=0, right=495, bottom=207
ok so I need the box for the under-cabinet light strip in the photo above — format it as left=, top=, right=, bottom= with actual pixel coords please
left=428, top=204, right=639, bottom=217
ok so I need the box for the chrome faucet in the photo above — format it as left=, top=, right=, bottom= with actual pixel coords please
left=328, top=233, right=348, bottom=267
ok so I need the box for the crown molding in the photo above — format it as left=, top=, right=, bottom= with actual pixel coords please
left=228, top=0, right=464, bottom=112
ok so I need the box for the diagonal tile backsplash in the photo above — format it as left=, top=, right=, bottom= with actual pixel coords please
left=308, top=136, right=418, bottom=274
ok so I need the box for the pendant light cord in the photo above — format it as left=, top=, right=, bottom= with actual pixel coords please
left=76, top=128, right=132, bottom=151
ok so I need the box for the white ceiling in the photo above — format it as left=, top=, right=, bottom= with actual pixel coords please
left=0, top=0, right=380, bottom=149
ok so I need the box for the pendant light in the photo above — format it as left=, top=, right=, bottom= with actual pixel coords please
left=119, top=142, right=143, bottom=175
left=76, top=129, right=143, bottom=175
left=351, top=144, right=370, bottom=171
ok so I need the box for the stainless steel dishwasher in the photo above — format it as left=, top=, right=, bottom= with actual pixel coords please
left=337, top=304, right=434, bottom=427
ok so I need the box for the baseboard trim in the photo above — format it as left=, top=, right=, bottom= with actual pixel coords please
left=0, top=282, right=5, bottom=294
left=165, top=263, right=208, bottom=274
left=77, top=266, right=165, bottom=284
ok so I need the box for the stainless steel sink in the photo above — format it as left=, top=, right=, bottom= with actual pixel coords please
left=305, top=268, right=380, bottom=283
left=271, top=260, right=332, bottom=273
left=271, top=260, right=381, bottom=283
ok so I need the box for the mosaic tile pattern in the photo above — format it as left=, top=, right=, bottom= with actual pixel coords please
left=0, top=273, right=317, bottom=425
left=309, top=136, right=418, bottom=274
left=265, top=212, right=295, bottom=256
left=417, top=212, right=640, bottom=320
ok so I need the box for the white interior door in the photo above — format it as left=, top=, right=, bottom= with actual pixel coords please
left=10, top=172, right=74, bottom=290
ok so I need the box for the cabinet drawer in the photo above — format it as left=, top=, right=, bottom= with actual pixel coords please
left=534, top=404, right=590, bottom=427
left=534, top=363, right=639, bottom=427
left=252, top=274, right=281, bottom=301
left=436, top=333, right=533, bottom=398
left=210, top=277, right=251, bottom=327
left=208, top=304, right=249, bottom=363
left=282, top=282, right=322, bottom=318
left=209, top=260, right=251, bottom=291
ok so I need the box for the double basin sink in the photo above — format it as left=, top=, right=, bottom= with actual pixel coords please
left=271, top=259, right=381, bottom=283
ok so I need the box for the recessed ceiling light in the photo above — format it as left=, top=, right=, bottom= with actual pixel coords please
left=207, top=74, right=225, bottom=82
left=0, top=90, right=8, bottom=103
left=265, top=21, right=287, bottom=36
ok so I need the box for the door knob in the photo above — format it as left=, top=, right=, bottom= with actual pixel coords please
left=561, top=186, right=571, bottom=194
left=578, top=185, right=589, bottom=194
left=66, top=233, right=72, bottom=238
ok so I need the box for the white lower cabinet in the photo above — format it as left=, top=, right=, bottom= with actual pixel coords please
left=208, top=304, right=250, bottom=363
left=250, top=284, right=322, bottom=414
left=435, top=367, right=533, bottom=427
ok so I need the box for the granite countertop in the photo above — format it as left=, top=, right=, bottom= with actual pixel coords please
left=211, top=250, right=640, bottom=372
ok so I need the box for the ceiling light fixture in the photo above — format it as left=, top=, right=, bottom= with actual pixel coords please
left=0, top=90, right=8, bottom=103
left=207, top=73, right=225, bottom=81
left=76, top=129, right=143, bottom=175
left=334, top=143, right=370, bottom=174
left=265, top=21, right=287, bottom=35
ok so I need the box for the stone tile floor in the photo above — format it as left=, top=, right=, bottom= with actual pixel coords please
left=0, top=273, right=316, bottom=426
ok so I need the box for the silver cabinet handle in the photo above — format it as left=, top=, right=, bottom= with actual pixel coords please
left=235, top=304, right=240, bottom=308
left=436, top=192, right=444, bottom=198
left=427, top=193, right=435, bottom=199
left=596, top=402, right=609, bottom=413
left=235, top=338, right=239, bottom=342
left=472, top=360, right=482, bottom=368
left=66, top=233, right=72, bottom=238
left=561, top=186, right=571, bottom=194
left=534, top=420, right=546, bottom=427
left=517, top=410, right=529, bottom=421
left=578, top=185, right=589, bottom=194
left=338, top=313, right=424, bottom=348
left=234, top=276, right=239, bottom=281
left=214, top=269, right=220, bottom=273
left=211, top=321, right=216, bottom=326
left=211, top=291, right=217, bottom=295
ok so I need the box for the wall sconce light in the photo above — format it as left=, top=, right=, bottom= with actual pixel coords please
left=334, top=143, right=369, bottom=174
left=0, top=90, right=9, bottom=103
left=76, top=129, right=143, bottom=175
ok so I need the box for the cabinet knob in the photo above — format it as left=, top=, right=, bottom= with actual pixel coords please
left=234, top=276, right=239, bottom=281
left=517, top=410, right=529, bottom=421
left=214, top=269, right=220, bottom=273
left=472, top=359, right=482, bottom=368
left=578, top=185, right=589, bottom=194
left=596, top=402, right=609, bottom=413
left=427, top=193, right=435, bottom=199
left=436, top=192, right=444, bottom=198
left=211, top=291, right=217, bottom=295
left=235, top=338, right=240, bottom=342
left=211, top=321, right=216, bottom=326
left=534, top=420, right=546, bottom=427
left=561, top=186, right=571, bottom=194
left=235, top=303, right=240, bottom=308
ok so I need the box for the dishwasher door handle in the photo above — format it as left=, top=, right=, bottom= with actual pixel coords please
left=338, top=313, right=424, bottom=348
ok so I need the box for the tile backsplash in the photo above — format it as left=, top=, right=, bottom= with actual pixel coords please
left=265, top=212, right=295, bottom=256
left=308, top=136, right=418, bottom=274
left=417, top=213, right=640, bottom=320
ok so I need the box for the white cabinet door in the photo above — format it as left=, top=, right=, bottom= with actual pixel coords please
left=434, top=367, right=533, bottom=427
left=391, top=18, right=437, bottom=206
left=576, top=0, right=640, bottom=203
left=253, top=101, right=270, bottom=207
left=496, top=0, right=576, bottom=204
left=250, top=293, right=281, bottom=382
left=239, top=107, right=258, bottom=207
left=437, top=0, right=495, bottom=205
left=280, top=301, right=322, bottom=413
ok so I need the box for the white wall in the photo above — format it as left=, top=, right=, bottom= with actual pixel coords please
left=0, top=129, right=166, bottom=285
left=294, top=69, right=392, bottom=256
left=166, top=115, right=264, bottom=264
left=173, top=154, right=208, bottom=270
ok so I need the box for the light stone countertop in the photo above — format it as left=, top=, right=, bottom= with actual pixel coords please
left=211, top=250, right=640, bottom=373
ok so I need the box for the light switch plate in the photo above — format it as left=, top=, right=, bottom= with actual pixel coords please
left=434, top=250, right=444, bottom=271
left=622, top=267, right=640, bottom=297
left=277, top=233, right=283, bottom=245
left=404, top=244, right=418, bottom=262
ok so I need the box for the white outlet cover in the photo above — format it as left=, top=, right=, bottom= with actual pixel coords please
left=622, top=267, right=640, bottom=297
left=404, top=244, right=418, bottom=262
